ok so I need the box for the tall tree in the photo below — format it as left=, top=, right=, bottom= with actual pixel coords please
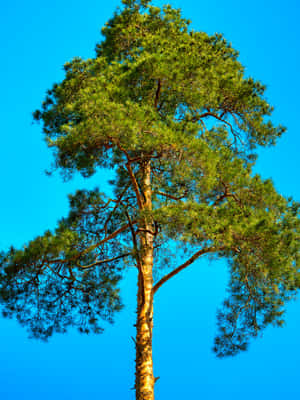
left=1, top=0, right=299, bottom=398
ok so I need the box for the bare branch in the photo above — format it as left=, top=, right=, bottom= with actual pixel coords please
left=153, top=246, right=224, bottom=295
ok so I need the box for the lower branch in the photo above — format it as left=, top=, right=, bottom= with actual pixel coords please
left=153, top=246, right=224, bottom=295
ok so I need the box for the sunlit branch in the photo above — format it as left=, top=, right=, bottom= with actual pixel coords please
left=153, top=246, right=224, bottom=295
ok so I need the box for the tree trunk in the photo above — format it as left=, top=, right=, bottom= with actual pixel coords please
left=135, top=262, right=154, bottom=399
left=135, top=160, right=155, bottom=400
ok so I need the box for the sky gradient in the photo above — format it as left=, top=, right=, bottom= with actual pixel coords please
left=1, top=0, right=300, bottom=398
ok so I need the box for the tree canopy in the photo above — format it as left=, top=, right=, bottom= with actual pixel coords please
left=1, top=0, right=299, bottom=363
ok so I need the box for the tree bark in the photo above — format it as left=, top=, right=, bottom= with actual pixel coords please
left=135, top=160, right=155, bottom=400
left=135, top=260, right=154, bottom=399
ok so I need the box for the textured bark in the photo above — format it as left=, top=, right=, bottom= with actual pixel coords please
left=135, top=161, right=155, bottom=400
left=135, top=261, right=154, bottom=399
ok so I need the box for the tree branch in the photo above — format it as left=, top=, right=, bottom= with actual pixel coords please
left=125, top=210, right=140, bottom=266
left=213, top=181, right=243, bottom=207
left=43, top=222, right=137, bottom=267
left=155, top=190, right=188, bottom=201
left=191, top=111, right=243, bottom=144
left=126, top=161, right=144, bottom=209
left=75, top=252, right=133, bottom=269
left=153, top=246, right=224, bottom=295
left=103, top=183, right=131, bottom=235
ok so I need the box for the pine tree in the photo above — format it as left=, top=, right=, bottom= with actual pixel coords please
left=1, top=1, right=299, bottom=398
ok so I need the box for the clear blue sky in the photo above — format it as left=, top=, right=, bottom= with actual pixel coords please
left=1, top=0, right=300, bottom=398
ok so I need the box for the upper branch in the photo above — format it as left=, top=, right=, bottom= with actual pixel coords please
left=42, top=222, right=137, bottom=267
left=126, top=161, right=144, bottom=209
left=192, top=111, right=243, bottom=144
left=213, top=182, right=241, bottom=207
left=103, top=183, right=131, bottom=235
left=155, top=190, right=188, bottom=201
left=75, top=252, right=133, bottom=269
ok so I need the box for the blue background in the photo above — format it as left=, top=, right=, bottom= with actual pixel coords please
left=0, top=0, right=299, bottom=398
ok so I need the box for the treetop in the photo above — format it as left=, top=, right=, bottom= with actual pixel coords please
left=33, top=0, right=284, bottom=179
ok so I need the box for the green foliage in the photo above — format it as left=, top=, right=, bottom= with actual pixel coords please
left=2, top=0, right=299, bottom=356
left=34, top=1, right=284, bottom=177
left=0, top=190, right=125, bottom=339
